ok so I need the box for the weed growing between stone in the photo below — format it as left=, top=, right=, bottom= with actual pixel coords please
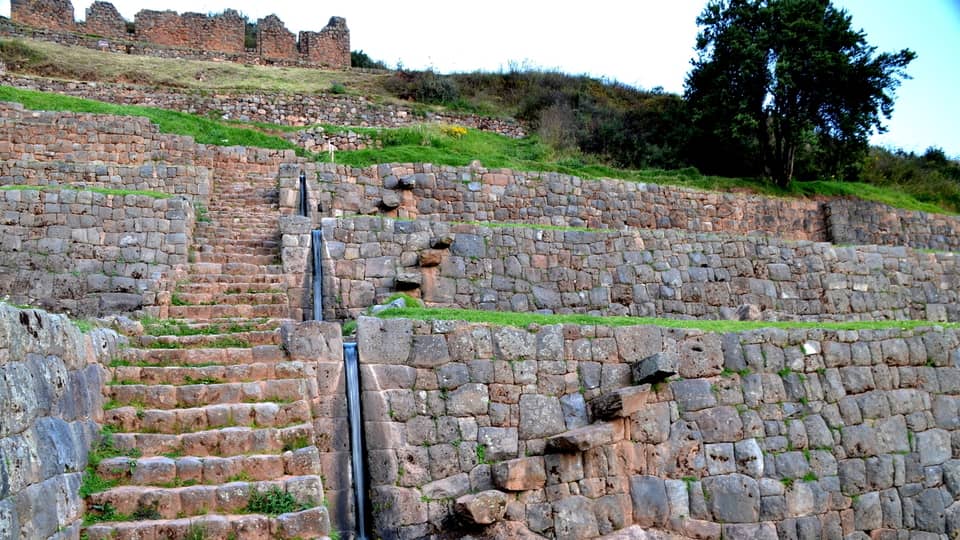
left=246, top=486, right=305, bottom=515
left=377, top=306, right=960, bottom=333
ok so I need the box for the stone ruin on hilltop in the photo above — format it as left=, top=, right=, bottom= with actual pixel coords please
left=7, top=0, right=349, bottom=68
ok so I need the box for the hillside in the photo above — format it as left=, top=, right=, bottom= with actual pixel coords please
left=3, top=14, right=960, bottom=540
left=0, top=36, right=956, bottom=215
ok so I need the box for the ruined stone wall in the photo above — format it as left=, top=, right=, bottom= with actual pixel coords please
left=134, top=9, right=244, bottom=54
left=3, top=1, right=349, bottom=68
left=358, top=316, right=960, bottom=539
left=10, top=0, right=75, bottom=32
left=0, top=75, right=527, bottom=136
left=82, top=1, right=126, bottom=39
left=0, top=187, right=195, bottom=316
left=320, top=217, right=960, bottom=322
left=0, top=304, right=121, bottom=539
left=257, top=15, right=297, bottom=60
left=300, top=17, right=350, bottom=68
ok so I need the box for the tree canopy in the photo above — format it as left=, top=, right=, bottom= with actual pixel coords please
left=685, top=0, right=915, bottom=187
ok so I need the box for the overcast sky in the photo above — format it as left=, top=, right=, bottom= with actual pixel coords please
left=1, top=0, right=958, bottom=157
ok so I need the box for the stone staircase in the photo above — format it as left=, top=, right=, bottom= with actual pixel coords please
left=82, top=170, right=332, bottom=539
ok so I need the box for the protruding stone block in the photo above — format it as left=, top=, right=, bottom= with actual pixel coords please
left=630, top=352, right=677, bottom=384
left=589, top=385, right=651, bottom=421
left=545, top=423, right=615, bottom=453
left=491, top=457, right=545, bottom=491
left=454, top=490, right=508, bottom=525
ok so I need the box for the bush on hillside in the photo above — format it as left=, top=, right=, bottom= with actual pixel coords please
left=351, top=50, right=388, bottom=70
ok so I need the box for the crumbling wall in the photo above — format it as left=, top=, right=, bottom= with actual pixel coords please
left=9, top=0, right=75, bottom=32
left=299, top=17, right=350, bottom=68
left=5, top=1, right=348, bottom=68
left=320, top=217, right=960, bottom=322
left=257, top=14, right=297, bottom=60
left=82, top=1, right=126, bottom=39
left=134, top=9, right=244, bottom=53
left=358, top=316, right=960, bottom=539
left=0, top=304, right=121, bottom=540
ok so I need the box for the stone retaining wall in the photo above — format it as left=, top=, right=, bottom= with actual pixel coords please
left=0, top=75, right=528, bottom=136
left=321, top=217, right=960, bottom=323
left=0, top=159, right=211, bottom=197
left=0, top=304, right=121, bottom=539
left=0, top=187, right=194, bottom=316
left=827, top=199, right=960, bottom=253
left=357, top=316, right=960, bottom=539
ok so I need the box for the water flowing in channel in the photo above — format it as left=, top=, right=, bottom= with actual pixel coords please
left=343, top=342, right=368, bottom=539
left=311, top=229, right=323, bottom=321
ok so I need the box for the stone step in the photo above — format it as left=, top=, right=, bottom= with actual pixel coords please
left=136, top=330, right=281, bottom=349
left=111, top=360, right=313, bottom=386
left=110, top=423, right=314, bottom=458
left=175, top=282, right=287, bottom=296
left=122, top=346, right=282, bottom=367
left=86, top=475, right=323, bottom=519
left=168, top=303, right=289, bottom=320
left=195, top=253, right=279, bottom=266
left=96, top=447, right=321, bottom=485
left=106, top=379, right=318, bottom=409
left=181, top=274, right=288, bottom=285
left=103, top=400, right=312, bottom=434
left=83, top=508, right=330, bottom=540
left=173, top=292, right=288, bottom=307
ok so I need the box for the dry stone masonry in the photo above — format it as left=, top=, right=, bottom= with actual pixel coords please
left=0, top=304, right=121, bottom=539
left=357, top=317, right=960, bottom=540
left=1, top=77, right=960, bottom=539
left=5, top=0, right=350, bottom=68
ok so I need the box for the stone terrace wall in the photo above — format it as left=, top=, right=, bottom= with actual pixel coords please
left=0, top=159, right=212, bottom=198
left=0, top=187, right=194, bottom=316
left=10, top=0, right=75, bottom=33
left=291, top=162, right=960, bottom=251
left=357, top=316, right=960, bottom=540
left=321, top=217, right=960, bottom=322
left=0, top=75, right=528, bottom=137
left=827, top=199, right=960, bottom=253
left=0, top=304, right=122, bottom=539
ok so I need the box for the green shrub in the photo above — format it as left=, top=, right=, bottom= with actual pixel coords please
left=329, top=82, right=347, bottom=95
left=351, top=50, right=387, bottom=70
left=246, top=486, right=302, bottom=515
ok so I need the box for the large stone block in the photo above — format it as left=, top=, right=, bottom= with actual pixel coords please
left=553, top=495, right=599, bottom=540
left=519, top=395, right=565, bottom=439
left=455, top=489, right=507, bottom=525
left=589, top=386, right=650, bottom=420
left=629, top=475, right=668, bottom=527
left=357, top=317, right=412, bottom=364
left=546, top=423, right=615, bottom=453
left=492, top=457, right=545, bottom=491
left=701, top=473, right=760, bottom=523
left=478, top=427, right=518, bottom=462
left=631, top=352, right=677, bottom=384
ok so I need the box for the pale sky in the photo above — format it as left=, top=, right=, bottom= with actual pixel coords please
left=1, top=0, right=958, bottom=157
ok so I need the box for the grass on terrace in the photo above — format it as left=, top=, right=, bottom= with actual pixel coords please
left=0, top=84, right=951, bottom=215
left=0, top=184, right=170, bottom=198
left=0, top=38, right=390, bottom=95
left=378, top=307, right=960, bottom=333
left=0, top=85, right=304, bottom=153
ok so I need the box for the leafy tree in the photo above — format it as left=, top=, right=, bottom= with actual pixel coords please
left=685, top=0, right=915, bottom=187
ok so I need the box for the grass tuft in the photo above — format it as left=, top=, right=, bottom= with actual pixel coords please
left=377, top=307, right=960, bottom=333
